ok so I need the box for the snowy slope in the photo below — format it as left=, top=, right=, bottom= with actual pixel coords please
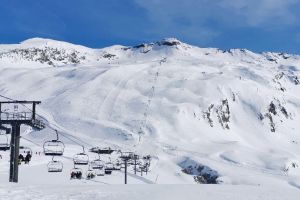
left=0, top=38, right=300, bottom=196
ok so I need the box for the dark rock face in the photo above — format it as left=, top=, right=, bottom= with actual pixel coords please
left=180, top=158, right=219, bottom=184
left=0, top=47, right=84, bottom=66
left=203, top=104, right=214, bottom=127
left=133, top=44, right=147, bottom=48
left=158, top=40, right=180, bottom=46
left=203, top=99, right=231, bottom=129
left=268, top=102, right=277, bottom=115
left=260, top=100, right=291, bottom=132
left=103, top=53, right=116, bottom=59
left=216, top=99, right=230, bottom=129
left=157, top=39, right=181, bottom=46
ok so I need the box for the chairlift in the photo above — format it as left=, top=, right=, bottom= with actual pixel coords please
left=119, top=151, right=134, bottom=160
left=136, top=162, right=148, bottom=173
left=19, top=146, right=32, bottom=156
left=0, top=132, right=10, bottom=151
left=113, top=159, right=121, bottom=170
left=91, top=155, right=104, bottom=169
left=105, top=161, right=115, bottom=170
left=143, top=155, right=151, bottom=166
left=89, top=147, right=114, bottom=154
left=70, top=166, right=83, bottom=179
left=104, top=168, right=112, bottom=175
left=43, top=130, right=65, bottom=156
left=47, top=156, right=63, bottom=172
left=104, top=161, right=114, bottom=174
left=73, top=146, right=89, bottom=165
left=86, top=165, right=96, bottom=179
left=95, top=168, right=105, bottom=176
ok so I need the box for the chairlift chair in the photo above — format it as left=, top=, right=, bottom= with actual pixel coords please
left=73, top=146, right=89, bottom=165
left=70, top=167, right=83, bottom=179
left=47, top=156, right=63, bottom=172
left=86, top=165, right=96, bottom=179
left=104, top=168, right=112, bottom=175
left=91, top=158, right=104, bottom=169
left=104, top=162, right=114, bottom=174
left=43, top=130, right=65, bottom=156
left=0, top=132, right=10, bottom=151
left=105, top=162, right=115, bottom=170
left=89, top=147, right=114, bottom=154
left=19, top=146, right=32, bottom=156
left=95, top=168, right=105, bottom=176
left=113, top=159, right=121, bottom=170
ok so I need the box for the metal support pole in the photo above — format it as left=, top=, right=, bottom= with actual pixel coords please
left=124, top=160, right=127, bottom=184
left=32, top=103, right=36, bottom=120
left=9, top=123, right=20, bottom=182
left=134, top=157, right=137, bottom=175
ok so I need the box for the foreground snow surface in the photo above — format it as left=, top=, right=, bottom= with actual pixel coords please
left=1, top=184, right=300, bottom=200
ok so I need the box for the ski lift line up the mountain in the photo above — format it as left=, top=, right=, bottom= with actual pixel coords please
left=137, top=57, right=166, bottom=144
left=21, top=136, right=43, bottom=148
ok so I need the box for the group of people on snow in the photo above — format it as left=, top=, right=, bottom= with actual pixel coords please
left=18, top=152, right=32, bottom=164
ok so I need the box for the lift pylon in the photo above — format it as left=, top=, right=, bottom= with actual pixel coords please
left=0, top=100, right=42, bottom=183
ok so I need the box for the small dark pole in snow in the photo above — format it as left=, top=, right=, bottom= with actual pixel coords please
left=133, top=154, right=139, bottom=175
left=125, top=159, right=127, bottom=184
left=120, top=154, right=133, bottom=184
left=0, top=100, right=43, bottom=183
left=134, top=157, right=137, bottom=175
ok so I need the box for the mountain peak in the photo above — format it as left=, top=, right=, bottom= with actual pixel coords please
left=157, top=38, right=182, bottom=46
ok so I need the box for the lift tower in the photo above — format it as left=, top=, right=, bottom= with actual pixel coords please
left=0, top=100, right=43, bottom=183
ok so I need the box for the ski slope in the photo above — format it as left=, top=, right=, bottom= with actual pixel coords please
left=0, top=38, right=300, bottom=199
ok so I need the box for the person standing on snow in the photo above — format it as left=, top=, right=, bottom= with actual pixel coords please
left=24, top=152, right=31, bottom=164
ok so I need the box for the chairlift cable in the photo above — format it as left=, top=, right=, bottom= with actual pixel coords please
left=136, top=58, right=165, bottom=145
left=21, top=136, right=43, bottom=148
left=0, top=93, right=93, bottom=148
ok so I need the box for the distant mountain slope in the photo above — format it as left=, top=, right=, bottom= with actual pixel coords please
left=0, top=38, right=299, bottom=186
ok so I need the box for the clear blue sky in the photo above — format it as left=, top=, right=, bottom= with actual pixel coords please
left=1, top=0, right=300, bottom=54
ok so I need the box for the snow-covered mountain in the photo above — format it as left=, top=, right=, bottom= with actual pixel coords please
left=0, top=38, right=300, bottom=190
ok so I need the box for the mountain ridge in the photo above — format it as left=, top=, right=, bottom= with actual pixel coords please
left=0, top=37, right=299, bottom=186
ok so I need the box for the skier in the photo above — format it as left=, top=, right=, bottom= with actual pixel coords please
left=70, top=171, right=76, bottom=179
left=24, top=152, right=31, bottom=164
left=76, top=171, right=82, bottom=179
left=18, top=154, right=24, bottom=161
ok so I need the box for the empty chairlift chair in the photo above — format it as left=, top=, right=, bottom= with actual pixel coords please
left=73, top=146, right=89, bottom=165
left=91, top=157, right=104, bottom=169
left=95, top=168, right=105, bottom=176
left=47, top=156, right=63, bottom=172
left=0, top=132, right=10, bottom=151
left=89, top=147, right=114, bottom=154
left=113, top=159, right=121, bottom=170
left=104, top=162, right=114, bottom=174
left=43, top=130, right=65, bottom=156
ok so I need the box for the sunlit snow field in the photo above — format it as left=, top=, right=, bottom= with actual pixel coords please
left=0, top=38, right=300, bottom=199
